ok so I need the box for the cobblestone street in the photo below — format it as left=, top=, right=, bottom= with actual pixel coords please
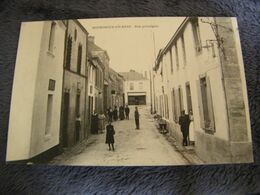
left=50, top=106, right=202, bottom=166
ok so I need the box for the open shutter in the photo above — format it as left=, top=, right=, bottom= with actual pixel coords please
left=196, top=79, right=205, bottom=129
left=179, top=87, right=184, bottom=112
left=206, top=76, right=215, bottom=132
left=175, top=88, right=180, bottom=122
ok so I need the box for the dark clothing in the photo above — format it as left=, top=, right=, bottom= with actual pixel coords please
left=135, top=110, right=140, bottom=129
left=119, top=106, right=125, bottom=120
left=179, top=114, right=191, bottom=146
left=106, top=124, right=115, bottom=144
left=107, top=109, right=113, bottom=122
left=91, top=114, right=99, bottom=134
left=135, top=119, right=140, bottom=129
left=125, top=107, right=130, bottom=120
left=113, top=108, right=118, bottom=121
left=134, top=110, right=139, bottom=119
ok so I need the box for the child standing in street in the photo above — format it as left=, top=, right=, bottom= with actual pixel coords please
left=105, top=121, right=115, bottom=151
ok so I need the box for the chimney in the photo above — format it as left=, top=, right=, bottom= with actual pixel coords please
left=88, top=36, right=95, bottom=43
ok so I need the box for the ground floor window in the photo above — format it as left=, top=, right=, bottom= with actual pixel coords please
left=186, top=82, right=193, bottom=112
left=198, top=76, right=215, bottom=132
left=45, top=94, right=53, bottom=135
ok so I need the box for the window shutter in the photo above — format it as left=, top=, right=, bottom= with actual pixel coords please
left=206, top=76, right=215, bottom=131
left=175, top=88, right=180, bottom=121
left=196, top=79, right=205, bottom=128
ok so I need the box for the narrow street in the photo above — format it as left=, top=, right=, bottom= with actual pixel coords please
left=50, top=106, right=190, bottom=166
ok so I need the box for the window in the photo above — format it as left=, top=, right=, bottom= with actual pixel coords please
left=181, top=34, right=187, bottom=66
left=169, top=49, right=174, bottom=73
left=74, top=29, right=77, bottom=41
left=48, top=79, right=56, bottom=91
left=191, top=18, right=202, bottom=53
left=76, top=93, right=80, bottom=116
left=130, top=82, right=134, bottom=90
left=65, top=36, right=72, bottom=70
left=164, top=94, right=169, bottom=119
left=45, top=94, right=53, bottom=135
left=48, top=22, right=56, bottom=52
left=175, top=44, right=179, bottom=69
left=95, top=69, right=99, bottom=88
left=198, top=76, right=215, bottom=132
left=139, top=82, right=143, bottom=90
left=77, top=44, right=82, bottom=74
left=186, top=82, right=192, bottom=112
left=178, top=86, right=184, bottom=117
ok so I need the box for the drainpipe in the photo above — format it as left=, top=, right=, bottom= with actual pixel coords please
left=84, top=33, right=88, bottom=139
left=59, top=20, right=68, bottom=150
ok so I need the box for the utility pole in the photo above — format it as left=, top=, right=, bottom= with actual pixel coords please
left=151, top=31, right=157, bottom=113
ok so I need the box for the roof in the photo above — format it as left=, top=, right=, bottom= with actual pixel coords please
left=154, top=17, right=190, bottom=71
left=74, top=20, right=89, bottom=35
left=119, top=70, right=147, bottom=81
left=88, top=40, right=110, bottom=61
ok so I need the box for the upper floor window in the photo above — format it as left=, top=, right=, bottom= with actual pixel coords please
left=181, top=34, right=187, bottom=66
left=48, top=22, right=56, bottom=53
left=74, top=29, right=77, bottom=41
left=175, top=44, right=179, bottom=69
left=65, top=36, right=72, bottom=70
left=77, top=44, right=82, bottom=74
left=191, top=18, right=202, bottom=53
left=169, top=49, right=174, bottom=74
left=130, top=82, right=134, bottom=90
left=139, top=82, right=143, bottom=90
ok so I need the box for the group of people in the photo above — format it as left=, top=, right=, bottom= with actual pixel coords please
left=105, top=106, right=141, bottom=151
left=106, top=105, right=130, bottom=122
left=178, top=110, right=194, bottom=146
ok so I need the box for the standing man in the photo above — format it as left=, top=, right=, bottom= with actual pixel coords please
left=125, top=104, right=130, bottom=120
left=134, top=107, right=140, bottom=129
left=178, top=110, right=191, bottom=146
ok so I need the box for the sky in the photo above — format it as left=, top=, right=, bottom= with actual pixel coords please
left=79, top=17, right=185, bottom=74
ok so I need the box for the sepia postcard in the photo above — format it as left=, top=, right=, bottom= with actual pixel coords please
left=6, top=17, right=254, bottom=166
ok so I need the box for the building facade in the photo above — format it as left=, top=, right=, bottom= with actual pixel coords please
left=153, top=17, right=253, bottom=163
left=87, top=36, right=106, bottom=115
left=60, top=20, right=88, bottom=147
left=120, top=70, right=150, bottom=106
left=88, top=36, right=108, bottom=113
left=6, top=21, right=66, bottom=161
left=109, top=68, right=125, bottom=108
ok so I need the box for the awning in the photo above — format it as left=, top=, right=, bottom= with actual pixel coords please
left=127, top=92, right=146, bottom=96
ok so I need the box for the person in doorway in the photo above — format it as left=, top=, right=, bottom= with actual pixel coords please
left=178, top=110, right=191, bottom=146
left=125, top=105, right=130, bottom=120
left=119, top=105, right=125, bottom=120
left=91, top=110, right=99, bottom=134
left=113, top=106, right=118, bottom=121
left=75, top=114, right=81, bottom=141
left=188, top=110, right=195, bottom=145
left=134, top=107, right=140, bottom=129
left=105, top=121, right=115, bottom=151
left=107, top=107, right=113, bottom=122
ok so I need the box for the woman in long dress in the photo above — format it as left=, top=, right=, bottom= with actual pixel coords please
left=189, top=110, right=195, bottom=145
